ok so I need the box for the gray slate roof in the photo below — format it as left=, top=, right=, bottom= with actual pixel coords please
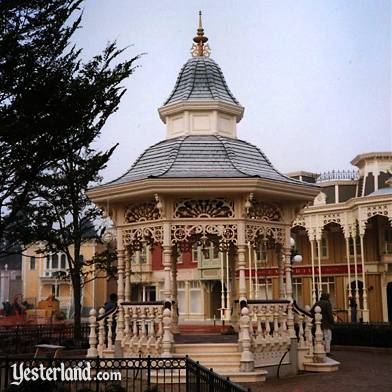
left=103, top=135, right=313, bottom=187
left=164, top=57, right=240, bottom=106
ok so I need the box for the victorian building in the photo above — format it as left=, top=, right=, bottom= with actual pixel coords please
left=86, top=14, right=339, bottom=380
left=287, top=152, right=392, bottom=323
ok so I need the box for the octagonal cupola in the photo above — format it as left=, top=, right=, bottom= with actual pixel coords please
left=158, top=12, right=244, bottom=139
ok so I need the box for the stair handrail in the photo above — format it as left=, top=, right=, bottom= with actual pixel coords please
left=96, top=303, right=118, bottom=322
left=292, top=300, right=312, bottom=319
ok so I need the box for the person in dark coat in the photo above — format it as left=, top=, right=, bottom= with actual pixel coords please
left=349, top=296, right=357, bottom=323
left=311, top=292, right=334, bottom=354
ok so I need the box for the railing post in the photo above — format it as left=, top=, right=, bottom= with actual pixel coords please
left=161, top=308, right=173, bottom=357
left=239, top=307, right=254, bottom=372
left=97, top=307, right=105, bottom=357
left=196, top=361, right=200, bottom=392
left=313, top=306, right=326, bottom=363
left=87, top=309, right=98, bottom=358
left=147, top=355, right=151, bottom=391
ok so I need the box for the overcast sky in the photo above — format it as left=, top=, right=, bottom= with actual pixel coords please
left=74, top=0, right=391, bottom=182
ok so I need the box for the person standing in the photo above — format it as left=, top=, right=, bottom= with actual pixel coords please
left=311, top=292, right=335, bottom=355
left=349, top=296, right=357, bottom=323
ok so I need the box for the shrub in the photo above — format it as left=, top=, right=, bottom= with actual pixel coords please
left=332, top=323, right=392, bottom=347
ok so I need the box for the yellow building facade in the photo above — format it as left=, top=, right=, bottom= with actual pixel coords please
left=22, top=241, right=114, bottom=317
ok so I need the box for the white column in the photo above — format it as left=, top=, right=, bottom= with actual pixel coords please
left=116, top=242, right=125, bottom=342
left=254, top=247, right=259, bottom=299
left=310, top=239, right=317, bottom=304
left=171, top=252, right=179, bottom=332
left=345, top=234, right=352, bottom=320
left=247, top=243, right=254, bottom=300
left=237, top=221, right=247, bottom=301
left=284, top=247, right=293, bottom=302
left=360, top=234, right=369, bottom=322
left=226, top=251, right=231, bottom=314
left=162, top=223, right=172, bottom=304
left=278, top=248, right=285, bottom=299
left=352, top=234, right=360, bottom=314
left=124, top=248, right=131, bottom=302
left=220, top=250, right=225, bottom=312
left=237, top=245, right=247, bottom=300
left=316, top=237, right=322, bottom=298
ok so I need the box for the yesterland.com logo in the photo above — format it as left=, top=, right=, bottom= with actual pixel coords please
left=10, top=362, right=121, bottom=385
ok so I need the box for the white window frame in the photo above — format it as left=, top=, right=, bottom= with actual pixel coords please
left=131, top=245, right=150, bottom=264
left=315, top=234, right=328, bottom=259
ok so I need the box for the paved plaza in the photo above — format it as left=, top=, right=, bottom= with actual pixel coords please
left=244, top=348, right=392, bottom=392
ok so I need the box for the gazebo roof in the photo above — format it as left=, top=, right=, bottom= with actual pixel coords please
left=163, top=57, right=240, bottom=107
left=102, top=135, right=312, bottom=187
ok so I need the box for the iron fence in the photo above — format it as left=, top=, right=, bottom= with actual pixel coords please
left=0, top=323, right=89, bottom=354
left=0, top=356, right=250, bottom=392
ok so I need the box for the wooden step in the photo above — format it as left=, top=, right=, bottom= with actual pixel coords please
left=174, top=343, right=238, bottom=354
left=178, top=324, right=235, bottom=334
left=303, top=357, right=340, bottom=372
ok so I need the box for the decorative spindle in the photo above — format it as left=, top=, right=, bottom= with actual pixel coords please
left=239, top=307, right=254, bottom=372
left=313, top=306, right=326, bottom=362
left=87, top=309, right=98, bottom=357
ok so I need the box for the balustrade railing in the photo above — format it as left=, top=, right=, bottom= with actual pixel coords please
left=88, top=301, right=173, bottom=358
left=293, top=301, right=326, bottom=369
left=238, top=300, right=292, bottom=369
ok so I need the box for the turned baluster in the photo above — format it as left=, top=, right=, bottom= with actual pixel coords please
left=239, top=307, right=254, bottom=372
left=162, top=308, right=173, bottom=357
left=297, top=314, right=305, bottom=348
left=272, top=306, right=279, bottom=340
left=265, top=305, right=272, bottom=342
left=107, top=313, right=113, bottom=351
left=97, top=307, right=105, bottom=356
left=313, top=306, right=326, bottom=362
left=123, top=307, right=130, bottom=348
left=87, top=309, right=98, bottom=357
left=130, top=307, right=138, bottom=354
left=280, top=305, right=288, bottom=340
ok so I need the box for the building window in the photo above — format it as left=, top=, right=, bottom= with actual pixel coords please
left=349, top=237, right=361, bottom=256
left=292, top=277, right=303, bottom=307
left=192, top=244, right=199, bottom=262
left=189, top=280, right=202, bottom=314
left=255, top=244, right=267, bottom=262
left=315, top=235, right=328, bottom=259
left=51, top=284, right=60, bottom=297
left=52, top=254, right=58, bottom=269
left=194, top=243, right=220, bottom=268
left=315, top=276, right=335, bottom=306
left=60, top=254, right=67, bottom=269
left=131, top=246, right=148, bottom=264
left=45, top=253, right=68, bottom=276
left=384, top=227, right=392, bottom=254
left=255, top=278, right=272, bottom=300
left=29, top=256, right=36, bottom=270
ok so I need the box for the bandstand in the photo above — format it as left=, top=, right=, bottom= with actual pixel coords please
left=87, top=13, right=339, bottom=382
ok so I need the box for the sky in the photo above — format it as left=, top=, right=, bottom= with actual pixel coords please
left=73, top=0, right=391, bottom=182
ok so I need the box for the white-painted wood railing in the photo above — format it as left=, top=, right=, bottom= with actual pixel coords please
left=294, top=303, right=326, bottom=369
left=238, top=300, right=292, bottom=370
left=87, top=301, right=173, bottom=358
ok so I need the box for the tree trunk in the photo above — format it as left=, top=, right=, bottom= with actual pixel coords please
left=72, top=272, right=82, bottom=343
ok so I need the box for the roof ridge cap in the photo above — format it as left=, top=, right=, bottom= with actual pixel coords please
left=215, top=135, right=253, bottom=177
left=154, top=136, right=187, bottom=178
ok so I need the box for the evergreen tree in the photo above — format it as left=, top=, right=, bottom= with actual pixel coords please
left=1, top=1, right=139, bottom=339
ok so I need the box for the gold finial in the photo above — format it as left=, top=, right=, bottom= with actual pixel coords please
left=191, top=11, right=211, bottom=57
